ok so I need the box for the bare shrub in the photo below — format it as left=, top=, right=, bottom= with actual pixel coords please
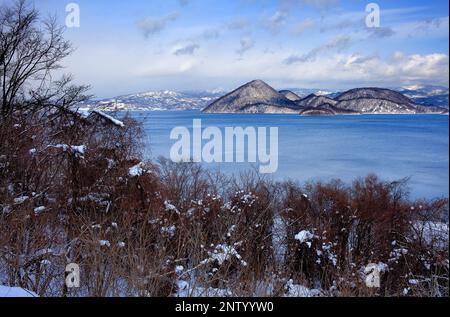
left=0, top=0, right=447, bottom=298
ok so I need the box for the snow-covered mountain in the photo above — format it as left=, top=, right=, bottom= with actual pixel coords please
left=398, top=85, right=449, bottom=108
left=284, top=88, right=338, bottom=98
left=79, top=84, right=448, bottom=112
left=294, top=85, right=449, bottom=108
left=82, top=90, right=225, bottom=112
left=80, top=87, right=340, bottom=112
left=203, top=81, right=447, bottom=115
left=203, top=80, right=300, bottom=114
left=300, top=87, right=446, bottom=115
left=293, top=85, right=449, bottom=108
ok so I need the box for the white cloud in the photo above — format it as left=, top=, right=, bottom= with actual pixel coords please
left=136, top=46, right=448, bottom=89
left=329, top=52, right=449, bottom=87
left=178, top=0, right=190, bottom=7
left=236, top=37, right=255, bottom=55
left=136, top=12, right=179, bottom=39
left=292, top=18, right=316, bottom=36
left=284, top=35, right=352, bottom=64
left=227, top=18, right=251, bottom=31
left=202, top=28, right=221, bottom=40
left=174, top=43, right=200, bottom=56
left=278, top=0, right=339, bottom=11
left=20, top=0, right=445, bottom=98
left=366, top=27, right=395, bottom=39
left=405, top=16, right=449, bottom=38
left=262, top=11, right=288, bottom=34
left=64, top=32, right=448, bottom=95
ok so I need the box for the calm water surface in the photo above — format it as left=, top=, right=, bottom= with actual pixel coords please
left=129, top=111, right=449, bottom=199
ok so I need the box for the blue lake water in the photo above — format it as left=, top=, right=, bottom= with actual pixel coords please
left=130, top=111, right=449, bottom=199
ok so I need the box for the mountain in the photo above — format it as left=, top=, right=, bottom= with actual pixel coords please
left=202, top=80, right=301, bottom=114
left=203, top=82, right=446, bottom=115
left=333, top=88, right=417, bottom=114
left=286, top=88, right=338, bottom=98
left=295, top=85, right=450, bottom=108
left=398, top=85, right=449, bottom=109
left=296, top=94, right=359, bottom=116
left=79, top=83, right=448, bottom=114
left=81, top=90, right=224, bottom=112
left=300, top=103, right=359, bottom=116
left=333, top=88, right=444, bottom=114
left=400, top=85, right=449, bottom=96
left=297, top=94, right=338, bottom=108
left=413, top=95, right=449, bottom=108
left=337, top=88, right=413, bottom=104
left=279, top=90, right=302, bottom=101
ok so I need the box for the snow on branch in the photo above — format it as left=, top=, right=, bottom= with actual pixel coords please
left=90, top=110, right=125, bottom=128
left=47, top=144, right=86, bottom=157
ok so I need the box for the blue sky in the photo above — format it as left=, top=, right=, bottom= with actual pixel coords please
left=18, top=0, right=450, bottom=97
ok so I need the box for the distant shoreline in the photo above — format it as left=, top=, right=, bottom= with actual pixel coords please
left=93, top=108, right=449, bottom=117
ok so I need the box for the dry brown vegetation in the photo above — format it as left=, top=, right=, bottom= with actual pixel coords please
left=0, top=0, right=448, bottom=298
left=0, top=109, right=448, bottom=297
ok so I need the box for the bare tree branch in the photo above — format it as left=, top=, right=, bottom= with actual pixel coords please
left=0, top=0, right=89, bottom=119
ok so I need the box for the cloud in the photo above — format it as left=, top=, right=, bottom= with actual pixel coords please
left=136, top=12, right=179, bottom=39
left=67, top=36, right=449, bottom=96
left=178, top=0, right=190, bottom=6
left=397, top=53, right=449, bottom=82
left=408, top=17, right=449, bottom=37
left=320, top=17, right=362, bottom=33
left=278, top=0, right=339, bottom=11
left=174, top=43, right=200, bottom=56
left=57, top=1, right=448, bottom=94
left=227, top=17, right=250, bottom=31
left=292, top=18, right=316, bottom=36
left=202, top=28, right=221, bottom=40
left=279, top=52, right=448, bottom=89
left=284, top=35, right=352, bottom=64
left=367, top=27, right=395, bottom=39
left=262, top=11, right=288, bottom=35
left=316, top=9, right=447, bottom=39
left=236, top=37, right=255, bottom=55
left=300, top=0, right=339, bottom=9
left=322, top=52, right=449, bottom=87
left=344, top=53, right=379, bottom=65
left=315, top=9, right=368, bottom=34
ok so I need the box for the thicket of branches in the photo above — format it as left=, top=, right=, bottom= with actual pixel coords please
left=0, top=0, right=89, bottom=118
left=0, top=0, right=448, bottom=297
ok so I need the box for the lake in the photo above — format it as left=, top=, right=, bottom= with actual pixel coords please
left=130, top=111, right=449, bottom=199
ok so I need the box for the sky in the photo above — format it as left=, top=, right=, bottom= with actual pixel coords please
left=9, top=0, right=449, bottom=98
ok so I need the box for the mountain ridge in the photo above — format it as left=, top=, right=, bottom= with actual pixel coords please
left=78, top=83, right=448, bottom=113
left=202, top=80, right=301, bottom=114
left=203, top=81, right=447, bottom=115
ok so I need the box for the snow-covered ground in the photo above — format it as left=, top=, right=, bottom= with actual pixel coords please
left=413, top=221, right=449, bottom=249
left=0, top=285, right=38, bottom=297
